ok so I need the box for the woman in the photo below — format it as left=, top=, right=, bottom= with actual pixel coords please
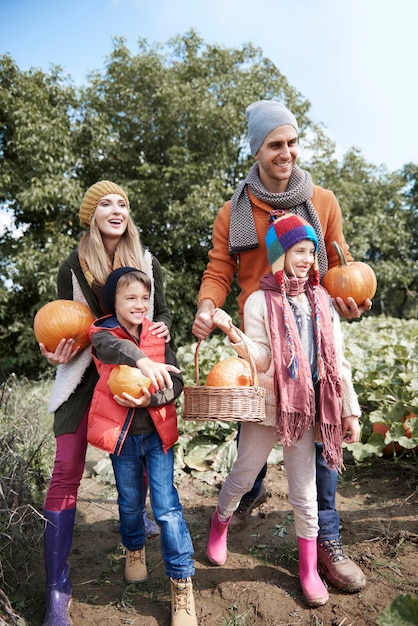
left=39, top=180, right=177, bottom=626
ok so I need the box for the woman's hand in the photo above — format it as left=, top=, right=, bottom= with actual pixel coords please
left=39, top=338, right=80, bottom=365
left=149, top=321, right=171, bottom=343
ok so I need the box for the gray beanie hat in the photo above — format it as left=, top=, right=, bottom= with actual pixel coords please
left=246, top=100, right=298, bottom=156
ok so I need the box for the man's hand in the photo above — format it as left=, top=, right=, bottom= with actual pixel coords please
left=192, top=299, right=216, bottom=340
left=333, top=297, right=372, bottom=320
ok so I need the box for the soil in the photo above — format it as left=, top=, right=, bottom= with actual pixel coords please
left=26, top=446, right=417, bottom=626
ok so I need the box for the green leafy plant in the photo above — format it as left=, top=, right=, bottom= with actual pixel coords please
left=376, top=593, right=418, bottom=626
left=176, top=316, right=418, bottom=466
left=343, top=315, right=418, bottom=462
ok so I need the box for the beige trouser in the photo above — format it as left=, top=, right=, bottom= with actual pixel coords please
left=217, top=422, right=318, bottom=538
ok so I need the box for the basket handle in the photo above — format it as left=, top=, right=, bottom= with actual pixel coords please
left=194, top=325, right=258, bottom=386
left=194, top=340, right=202, bottom=386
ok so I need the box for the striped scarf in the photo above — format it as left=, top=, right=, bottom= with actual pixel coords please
left=229, top=163, right=329, bottom=279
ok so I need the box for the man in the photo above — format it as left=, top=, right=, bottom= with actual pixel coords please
left=192, top=99, right=370, bottom=593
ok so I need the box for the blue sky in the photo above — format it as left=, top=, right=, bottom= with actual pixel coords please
left=1, top=0, right=418, bottom=172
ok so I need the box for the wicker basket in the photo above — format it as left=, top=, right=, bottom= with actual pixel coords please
left=183, top=336, right=266, bottom=423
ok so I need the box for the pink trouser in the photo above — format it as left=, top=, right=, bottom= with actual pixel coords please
left=217, top=422, right=318, bottom=538
left=44, top=407, right=89, bottom=512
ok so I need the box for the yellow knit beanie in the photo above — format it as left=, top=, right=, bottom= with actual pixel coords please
left=79, top=180, right=130, bottom=228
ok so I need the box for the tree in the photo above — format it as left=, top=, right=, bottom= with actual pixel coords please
left=307, top=147, right=416, bottom=318
left=74, top=31, right=315, bottom=345
left=0, top=55, right=81, bottom=374
left=0, top=31, right=416, bottom=376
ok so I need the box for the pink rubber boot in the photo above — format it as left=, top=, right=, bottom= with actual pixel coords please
left=297, top=537, right=329, bottom=607
left=207, top=507, right=231, bottom=566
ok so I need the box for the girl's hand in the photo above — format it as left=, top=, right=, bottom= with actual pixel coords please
left=211, top=309, right=241, bottom=344
left=39, top=338, right=80, bottom=365
left=149, top=321, right=171, bottom=343
left=113, top=387, right=151, bottom=408
left=342, top=416, right=361, bottom=443
left=211, top=308, right=232, bottom=333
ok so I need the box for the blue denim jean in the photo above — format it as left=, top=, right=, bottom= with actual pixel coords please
left=111, top=431, right=195, bottom=579
left=315, top=442, right=340, bottom=541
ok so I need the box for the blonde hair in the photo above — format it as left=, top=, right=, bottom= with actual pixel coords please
left=78, top=213, right=147, bottom=285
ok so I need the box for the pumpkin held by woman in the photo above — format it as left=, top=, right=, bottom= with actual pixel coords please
left=33, top=299, right=95, bottom=353
left=205, top=357, right=255, bottom=387
left=322, top=241, right=377, bottom=305
left=108, top=365, right=152, bottom=399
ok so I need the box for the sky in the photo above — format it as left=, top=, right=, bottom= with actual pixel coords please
left=1, top=0, right=418, bottom=172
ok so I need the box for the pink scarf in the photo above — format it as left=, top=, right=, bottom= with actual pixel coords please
left=260, top=272, right=343, bottom=470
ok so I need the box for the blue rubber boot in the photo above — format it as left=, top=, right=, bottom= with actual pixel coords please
left=43, top=509, right=76, bottom=626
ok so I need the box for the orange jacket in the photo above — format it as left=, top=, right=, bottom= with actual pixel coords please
left=198, top=187, right=352, bottom=321
left=88, top=317, right=178, bottom=455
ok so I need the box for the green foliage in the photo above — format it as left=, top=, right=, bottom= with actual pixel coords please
left=0, top=31, right=417, bottom=376
left=376, top=593, right=418, bottom=626
left=342, top=316, right=418, bottom=462
left=308, top=148, right=418, bottom=319
left=0, top=373, right=54, bottom=614
left=175, top=317, right=418, bottom=466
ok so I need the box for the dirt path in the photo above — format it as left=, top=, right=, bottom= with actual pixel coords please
left=27, top=446, right=417, bottom=625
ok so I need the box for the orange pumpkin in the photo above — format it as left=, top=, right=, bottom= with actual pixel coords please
left=108, top=365, right=152, bottom=398
left=373, top=413, right=418, bottom=457
left=372, top=422, right=402, bottom=457
left=322, top=241, right=377, bottom=306
left=402, top=412, right=417, bottom=438
left=205, top=357, right=255, bottom=387
left=33, top=299, right=95, bottom=352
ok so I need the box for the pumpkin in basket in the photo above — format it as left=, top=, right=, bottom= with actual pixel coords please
left=205, top=357, right=257, bottom=387
left=108, top=365, right=152, bottom=399
left=322, top=241, right=377, bottom=306
left=33, top=299, right=94, bottom=353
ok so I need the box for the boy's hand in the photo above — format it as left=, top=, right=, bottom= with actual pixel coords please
left=136, top=357, right=179, bottom=390
left=113, top=387, right=151, bottom=408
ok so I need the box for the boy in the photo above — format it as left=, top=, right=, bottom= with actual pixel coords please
left=88, top=267, right=197, bottom=626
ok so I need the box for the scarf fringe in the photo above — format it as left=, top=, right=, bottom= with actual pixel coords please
left=319, top=422, right=344, bottom=472
left=277, top=410, right=315, bottom=446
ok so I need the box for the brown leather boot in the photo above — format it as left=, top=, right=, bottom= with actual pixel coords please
left=125, top=547, right=148, bottom=583
left=317, top=539, right=366, bottom=592
left=228, top=484, right=267, bottom=532
left=170, top=577, right=197, bottom=626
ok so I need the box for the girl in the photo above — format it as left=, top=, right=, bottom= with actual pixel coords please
left=206, top=213, right=361, bottom=607
left=38, top=181, right=177, bottom=626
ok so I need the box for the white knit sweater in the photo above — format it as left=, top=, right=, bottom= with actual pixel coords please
left=229, top=290, right=361, bottom=429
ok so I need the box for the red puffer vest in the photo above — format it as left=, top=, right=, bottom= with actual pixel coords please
left=88, top=316, right=178, bottom=455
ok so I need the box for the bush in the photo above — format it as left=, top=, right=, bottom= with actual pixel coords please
left=0, top=373, right=54, bottom=620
